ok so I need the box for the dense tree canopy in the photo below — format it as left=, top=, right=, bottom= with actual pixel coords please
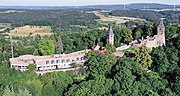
left=122, top=28, right=133, bottom=44
left=0, top=36, right=179, bottom=96
left=109, top=10, right=180, bottom=23
left=0, top=9, right=179, bottom=96
left=135, top=46, right=152, bottom=70
left=105, top=43, right=116, bottom=54
left=38, top=38, right=55, bottom=56
left=0, top=10, right=100, bottom=34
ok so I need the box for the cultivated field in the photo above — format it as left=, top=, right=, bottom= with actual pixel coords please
left=89, top=11, right=145, bottom=25
left=0, top=10, right=25, bottom=13
left=0, top=28, right=6, bottom=32
left=8, top=25, right=53, bottom=37
left=96, top=27, right=109, bottom=30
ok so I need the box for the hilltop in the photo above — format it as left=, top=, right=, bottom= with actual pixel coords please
left=0, top=3, right=180, bottom=10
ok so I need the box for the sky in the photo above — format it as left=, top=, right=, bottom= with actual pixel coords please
left=0, top=0, right=179, bottom=6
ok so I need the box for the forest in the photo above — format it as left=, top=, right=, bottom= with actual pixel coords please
left=0, top=20, right=180, bottom=95
left=1, top=9, right=179, bottom=35
left=0, top=10, right=100, bottom=34
left=0, top=8, right=180, bottom=96
left=108, top=10, right=180, bottom=23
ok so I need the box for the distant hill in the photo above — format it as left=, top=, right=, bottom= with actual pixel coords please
left=79, top=3, right=180, bottom=10
left=0, top=3, right=180, bottom=10
left=127, top=3, right=180, bottom=9
left=0, top=6, right=74, bottom=10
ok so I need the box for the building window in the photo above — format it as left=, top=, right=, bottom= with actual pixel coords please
left=66, top=59, right=71, bottom=63
left=62, top=59, right=65, bottom=63
left=13, top=65, right=18, bottom=68
left=76, top=58, right=79, bottom=61
left=46, top=61, right=49, bottom=64
left=56, top=60, right=60, bottom=63
left=51, top=60, right=54, bottom=64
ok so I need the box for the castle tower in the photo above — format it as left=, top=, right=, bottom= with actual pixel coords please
left=106, top=25, right=114, bottom=45
left=157, top=18, right=166, bottom=46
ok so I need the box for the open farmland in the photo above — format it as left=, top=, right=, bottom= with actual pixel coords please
left=8, top=25, right=53, bottom=37
left=89, top=11, right=145, bottom=25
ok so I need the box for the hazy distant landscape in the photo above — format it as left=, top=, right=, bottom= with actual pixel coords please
left=0, top=3, right=180, bottom=10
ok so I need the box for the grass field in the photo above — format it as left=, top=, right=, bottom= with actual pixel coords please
left=0, top=23, right=11, bottom=27
left=98, top=20, right=115, bottom=26
left=89, top=11, right=145, bottom=25
left=8, top=25, right=53, bottom=37
left=0, top=28, right=6, bottom=32
left=121, top=47, right=136, bottom=53
left=96, top=27, right=109, bottom=30
left=69, top=25, right=88, bottom=28
left=0, top=23, right=11, bottom=33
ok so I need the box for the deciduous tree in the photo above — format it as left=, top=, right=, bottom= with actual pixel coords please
left=38, top=38, right=55, bottom=55
left=135, top=46, right=152, bottom=70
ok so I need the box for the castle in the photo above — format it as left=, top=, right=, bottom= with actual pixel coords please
left=9, top=19, right=165, bottom=74
left=106, top=19, right=166, bottom=48
left=139, top=19, right=166, bottom=48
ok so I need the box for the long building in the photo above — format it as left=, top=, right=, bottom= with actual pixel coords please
left=10, top=50, right=90, bottom=74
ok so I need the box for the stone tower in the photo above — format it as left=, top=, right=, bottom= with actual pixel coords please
left=106, top=25, right=114, bottom=45
left=157, top=18, right=166, bottom=46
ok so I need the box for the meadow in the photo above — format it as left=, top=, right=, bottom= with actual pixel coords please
left=8, top=25, right=53, bottom=37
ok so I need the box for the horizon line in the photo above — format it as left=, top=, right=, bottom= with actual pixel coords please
left=0, top=3, right=178, bottom=7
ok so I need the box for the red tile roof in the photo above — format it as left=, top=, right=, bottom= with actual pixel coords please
left=100, top=50, right=106, bottom=55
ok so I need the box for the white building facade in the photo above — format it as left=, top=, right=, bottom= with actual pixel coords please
left=10, top=50, right=89, bottom=74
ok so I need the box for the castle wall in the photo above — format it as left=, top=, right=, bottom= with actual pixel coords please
left=116, top=44, right=131, bottom=51
left=145, top=40, right=157, bottom=48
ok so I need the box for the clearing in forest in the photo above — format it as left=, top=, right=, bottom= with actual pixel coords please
left=89, top=11, right=145, bottom=25
left=8, top=25, right=53, bottom=37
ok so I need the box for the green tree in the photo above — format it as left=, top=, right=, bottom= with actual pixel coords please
left=38, top=38, right=55, bottom=55
left=150, top=47, right=178, bottom=74
left=17, top=89, right=32, bottom=96
left=3, top=87, right=16, bottom=96
left=27, top=64, right=36, bottom=71
left=145, top=23, right=154, bottom=36
left=122, top=28, right=133, bottom=44
left=3, top=86, right=32, bottom=96
left=26, top=80, right=43, bottom=96
left=135, top=46, right=152, bottom=70
left=114, top=28, right=124, bottom=47
left=113, top=60, right=136, bottom=95
left=86, top=51, right=116, bottom=78
left=151, top=47, right=168, bottom=73
left=17, top=46, right=36, bottom=56
left=65, top=76, right=114, bottom=96
left=172, top=77, right=180, bottom=95
left=133, top=27, right=142, bottom=40
left=144, top=90, right=160, bottom=96
left=105, top=43, right=116, bottom=54
left=111, top=58, right=144, bottom=95
left=165, top=24, right=177, bottom=38
left=41, top=72, right=74, bottom=96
